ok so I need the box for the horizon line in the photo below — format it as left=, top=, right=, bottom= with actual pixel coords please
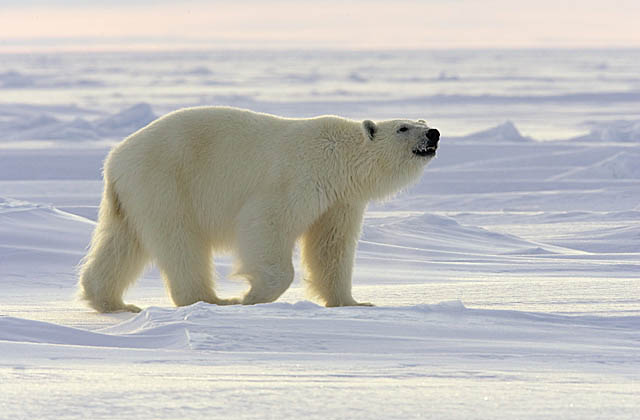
left=2, top=38, right=640, bottom=54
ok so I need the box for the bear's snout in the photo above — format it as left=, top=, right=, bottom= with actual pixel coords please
left=425, top=128, right=440, bottom=148
left=412, top=128, right=440, bottom=157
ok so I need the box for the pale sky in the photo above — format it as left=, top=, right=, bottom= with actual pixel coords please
left=1, top=0, right=639, bottom=51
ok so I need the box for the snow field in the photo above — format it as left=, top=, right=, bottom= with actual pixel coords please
left=1, top=49, right=639, bottom=419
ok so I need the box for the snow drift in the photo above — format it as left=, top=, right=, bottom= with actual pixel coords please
left=0, top=103, right=156, bottom=142
left=1, top=49, right=639, bottom=420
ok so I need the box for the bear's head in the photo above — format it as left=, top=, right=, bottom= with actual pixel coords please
left=362, top=119, right=440, bottom=159
left=356, top=118, right=439, bottom=199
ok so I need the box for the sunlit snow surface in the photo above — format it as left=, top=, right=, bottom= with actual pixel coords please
left=1, top=49, right=639, bottom=419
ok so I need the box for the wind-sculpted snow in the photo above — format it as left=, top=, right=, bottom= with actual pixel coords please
left=94, top=103, right=157, bottom=137
left=447, top=121, right=533, bottom=142
left=2, top=99, right=640, bottom=150
left=1, top=49, right=640, bottom=419
left=0, top=315, right=189, bottom=349
left=0, top=70, right=104, bottom=89
left=3, top=301, right=638, bottom=366
left=0, top=103, right=156, bottom=142
left=571, top=119, right=640, bottom=143
left=551, top=151, right=640, bottom=179
left=361, top=213, right=553, bottom=256
left=0, top=197, right=93, bottom=278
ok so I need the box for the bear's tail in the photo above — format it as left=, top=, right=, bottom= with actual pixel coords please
left=77, top=181, right=148, bottom=313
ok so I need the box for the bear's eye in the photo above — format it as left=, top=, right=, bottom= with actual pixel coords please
left=398, top=126, right=409, bottom=133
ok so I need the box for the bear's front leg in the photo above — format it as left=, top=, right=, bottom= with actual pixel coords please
left=235, top=202, right=296, bottom=305
left=301, top=201, right=372, bottom=307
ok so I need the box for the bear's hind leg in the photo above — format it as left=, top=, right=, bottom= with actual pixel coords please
left=237, top=259, right=294, bottom=305
left=151, top=230, right=238, bottom=307
left=78, top=184, right=148, bottom=313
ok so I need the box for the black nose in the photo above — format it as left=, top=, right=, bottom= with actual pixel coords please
left=426, top=128, right=440, bottom=146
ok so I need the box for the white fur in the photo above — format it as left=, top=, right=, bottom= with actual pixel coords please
left=78, top=107, right=436, bottom=312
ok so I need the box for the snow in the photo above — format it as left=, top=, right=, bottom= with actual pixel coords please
left=0, top=102, right=156, bottom=142
left=573, top=120, right=640, bottom=143
left=94, top=103, right=157, bottom=137
left=449, top=121, right=533, bottom=142
left=1, top=49, right=639, bottom=419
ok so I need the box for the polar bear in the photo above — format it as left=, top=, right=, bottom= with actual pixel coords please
left=78, top=107, right=440, bottom=312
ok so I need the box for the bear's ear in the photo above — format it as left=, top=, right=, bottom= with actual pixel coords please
left=362, top=120, right=377, bottom=140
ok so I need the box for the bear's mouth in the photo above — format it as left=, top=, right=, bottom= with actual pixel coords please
left=412, top=146, right=437, bottom=157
